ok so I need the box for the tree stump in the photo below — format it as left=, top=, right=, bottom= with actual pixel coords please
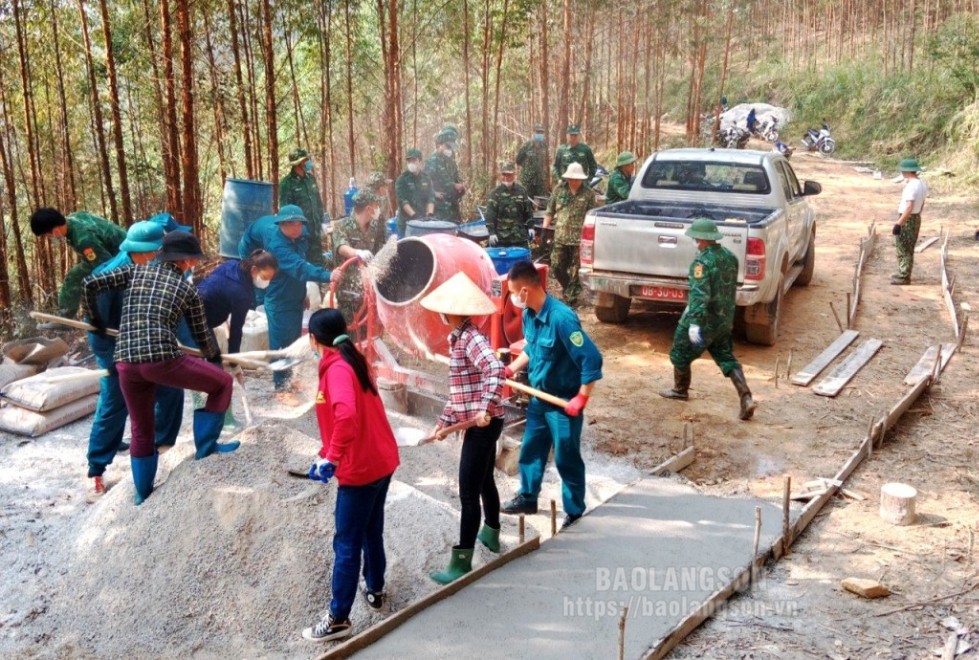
left=879, top=482, right=917, bottom=525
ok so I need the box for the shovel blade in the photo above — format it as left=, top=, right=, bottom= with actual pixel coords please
left=267, top=357, right=302, bottom=372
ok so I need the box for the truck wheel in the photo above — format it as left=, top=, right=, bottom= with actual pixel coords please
left=744, top=279, right=783, bottom=346
left=595, top=294, right=631, bottom=324
left=794, top=229, right=816, bottom=287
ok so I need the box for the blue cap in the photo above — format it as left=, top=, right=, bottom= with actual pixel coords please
left=275, top=204, right=307, bottom=224
left=148, top=211, right=193, bottom=233
left=120, top=221, right=165, bottom=254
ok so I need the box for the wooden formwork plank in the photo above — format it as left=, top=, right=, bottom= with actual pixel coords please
left=812, top=338, right=883, bottom=397
left=791, top=330, right=860, bottom=386
left=915, top=236, right=939, bottom=253
left=650, top=447, right=696, bottom=476
left=904, top=343, right=956, bottom=385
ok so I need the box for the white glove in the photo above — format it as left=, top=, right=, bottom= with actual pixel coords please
left=488, top=234, right=499, bottom=246
left=688, top=324, right=704, bottom=347
left=355, top=249, right=373, bottom=264
left=528, top=228, right=536, bottom=242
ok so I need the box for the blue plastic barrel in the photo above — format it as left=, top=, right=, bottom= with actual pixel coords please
left=385, top=217, right=401, bottom=239
left=405, top=219, right=458, bottom=237
left=219, top=179, right=274, bottom=258
left=343, top=184, right=358, bottom=216
left=485, top=247, right=531, bottom=275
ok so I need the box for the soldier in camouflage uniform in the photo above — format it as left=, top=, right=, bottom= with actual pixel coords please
left=552, top=124, right=599, bottom=182
left=366, top=171, right=394, bottom=219
left=659, top=218, right=756, bottom=420
left=396, top=148, right=436, bottom=236
left=544, top=162, right=598, bottom=307
left=486, top=162, right=535, bottom=248
left=30, top=207, right=127, bottom=318
left=279, top=148, right=326, bottom=267
left=891, top=158, right=928, bottom=285
left=605, top=151, right=638, bottom=205
left=425, top=129, right=466, bottom=222
left=333, top=190, right=387, bottom=331
left=515, top=124, right=550, bottom=200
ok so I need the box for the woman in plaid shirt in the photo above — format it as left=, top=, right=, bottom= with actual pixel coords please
left=421, top=272, right=506, bottom=584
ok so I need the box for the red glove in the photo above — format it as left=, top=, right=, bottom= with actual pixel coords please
left=565, top=394, right=589, bottom=417
left=504, top=365, right=515, bottom=379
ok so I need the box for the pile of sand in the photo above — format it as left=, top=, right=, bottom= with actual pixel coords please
left=37, top=421, right=470, bottom=658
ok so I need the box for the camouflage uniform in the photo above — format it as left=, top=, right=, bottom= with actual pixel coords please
left=279, top=168, right=325, bottom=267
left=395, top=169, right=435, bottom=235
left=485, top=182, right=534, bottom=247
left=605, top=168, right=633, bottom=205
left=332, top=215, right=388, bottom=327
left=894, top=214, right=921, bottom=280
left=669, top=243, right=741, bottom=375
left=552, top=142, right=599, bottom=182
left=516, top=137, right=550, bottom=199
left=367, top=171, right=393, bottom=217
left=61, top=212, right=127, bottom=317
left=425, top=151, right=463, bottom=222
left=546, top=182, right=598, bottom=305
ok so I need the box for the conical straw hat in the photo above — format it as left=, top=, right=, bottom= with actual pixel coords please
left=420, top=272, right=497, bottom=316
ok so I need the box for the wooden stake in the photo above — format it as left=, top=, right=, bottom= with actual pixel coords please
left=751, top=506, right=762, bottom=584
left=683, top=420, right=693, bottom=448
left=866, top=416, right=875, bottom=457
left=550, top=499, right=557, bottom=537
left=519, top=515, right=525, bottom=544
left=618, top=607, right=628, bottom=660
left=846, top=291, right=852, bottom=328
left=829, top=302, right=844, bottom=333
left=773, top=355, right=780, bottom=388
left=782, top=477, right=791, bottom=552
left=786, top=350, right=793, bottom=382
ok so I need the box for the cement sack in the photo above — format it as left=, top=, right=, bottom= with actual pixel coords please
left=0, top=394, right=97, bottom=437
left=2, top=336, right=70, bottom=367
left=212, top=322, right=230, bottom=354
left=1, top=367, right=103, bottom=412
left=0, top=362, right=40, bottom=390
left=306, top=281, right=322, bottom=309
left=240, top=309, right=269, bottom=353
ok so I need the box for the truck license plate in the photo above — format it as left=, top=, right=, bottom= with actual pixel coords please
left=639, top=285, right=687, bottom=302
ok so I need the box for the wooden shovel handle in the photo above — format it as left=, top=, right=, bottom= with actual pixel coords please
left=422, top=418, right=480, bottom=443
left=504, top=378, right=570, bottom=410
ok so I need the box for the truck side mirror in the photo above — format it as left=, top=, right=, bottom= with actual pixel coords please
left=802, top=180, right=822, bottom=196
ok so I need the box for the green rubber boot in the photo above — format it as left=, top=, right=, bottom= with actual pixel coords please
left=430, top=546, right=473, bottom=585
left=477, top=525, right=501, bottom=553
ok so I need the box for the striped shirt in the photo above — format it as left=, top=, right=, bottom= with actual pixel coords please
left=81, top=262, right=218, bottom=364
left=438, top=319, right=505, bottom=428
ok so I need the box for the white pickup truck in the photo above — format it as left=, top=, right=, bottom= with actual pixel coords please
left=579, top=148, right=821, bottom=345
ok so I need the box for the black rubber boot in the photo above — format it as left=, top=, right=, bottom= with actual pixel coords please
left=659, top=367, right=691, bottom=400
left=728, top=368, right=756, bottom=420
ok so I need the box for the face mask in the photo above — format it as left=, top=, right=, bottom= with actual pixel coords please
left=443, top=148, right=454, bottom=158
left=305, top=160, right=314, bottom=174
left=408, top=163, right=419, bottom=174
left=252, top=275, right=271, bottom=289
left=510, top=291, right=527, bottom=309
left=372, top=206, right=382, bottom=221
left=502, top=180, right=514, bottom=188
left=534, top=134, right=544, bottom=142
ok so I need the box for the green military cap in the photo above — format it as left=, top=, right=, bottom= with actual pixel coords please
left=367, top=171, right=393, bottom=188
left=899, top=158, right=922, bottom=172
left=406, top=147, right=423, bottom=160
left=500, top=161, right=516, bottom=174
left=288, top=148, right=310, bottom=166
left=566, top=124, right=581, bottom=135
left=685, top=217, right=723, bottom=241
left=435, top=129, right=456, bottom=145
left=616, top=151, right=638, bottom=167
left=441, top=124, right=459, bottom=139
left=533, top=124, right=545, bottom=133
left=352, top=189, right=382, bottom=207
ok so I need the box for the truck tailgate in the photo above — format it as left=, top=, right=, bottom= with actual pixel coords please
left=592, top=215, right=748, bottom=282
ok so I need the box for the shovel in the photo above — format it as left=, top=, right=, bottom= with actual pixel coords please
left=504, top=379, right=570, bottom=410
left=30, top=312, right=291, bottom=372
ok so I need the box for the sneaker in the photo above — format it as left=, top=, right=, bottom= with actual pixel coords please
left=890, top=276, right=910, bottom=286
left=92, top=476, right=107, bottom=495
left=302, top=614, right=352, bottom=642
left=501, top=494, right=538, bottom=515
left=365, top=590, right=383, bottom=611
left=561, top=513, right=582, bottom=530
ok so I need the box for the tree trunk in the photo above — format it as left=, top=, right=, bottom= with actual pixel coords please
left=159, top=0, right=182, bottom=218
left=227, top=0, right=254, bottom=180
left=240, top=0, right=263, bottom=181
left=539, top=0, right=550, bottom=183
left=285, top=24, right=309, bottom=148
left=260, top=0, right=278, bottom=207
left=49, top=0, right=78, bottom=212
left=318, top=0, right=338, bottom=217
left=480, top=0, right=492, bottom=170
left=12, top=0, right=45, bottom=211
left=344, top=0, right=356, bottom=176
left=97, top=0, right=133, bottom=225
left=462, top=0, right=473, bottom=172
left=176, top=0, right=202, bottom=234
left=557, top=0, right=572, bottom=136
left=491, top=0, right=511, bottom=167
left=0, top=77, right=28, bottom=314
left=202, top=10, right=229, bottom=183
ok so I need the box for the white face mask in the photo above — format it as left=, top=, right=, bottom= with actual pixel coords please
left=408, top=163, right=419, bottom=174
left=372, top=206, right=382, bottom=221
left=443, top=148, right=454, bottom=158
left=252, top=275, right=271, bottom=289
left=502, top=180, right=514, bottom=188
left=510, top=291, right=527, bottom=309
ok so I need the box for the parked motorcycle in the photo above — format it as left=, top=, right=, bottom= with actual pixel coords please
left=721, top=126, right=751, bottom=150
left=755, top=116, right=780, bottom=143
left=801, top=122, right=836, bottom=154
left=773, top=139, right=794, bottom=159
left=589, top=165, right=609, bottom=194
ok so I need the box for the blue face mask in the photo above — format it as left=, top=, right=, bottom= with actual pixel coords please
left=305, top=160, right=314, bottom=174
left=534, top=134, right=544, bottom=142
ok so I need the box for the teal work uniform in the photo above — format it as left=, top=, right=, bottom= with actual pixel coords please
left=60, top=212, right=127, bottom=317
left=279, top=170, right=325, bottom=267
left=485, top=183, right=534, bottom=247
left=552, top=142, right=599, bottom=181
left=546, top=182, right=598, bottom=305
left=605, top=168, right=633, bottom=205
left=395, top=170, right=435, bottom=235
left=515, top=138, right=550, bottom=199
left=517, top=295, right=603, bottom=518
left=424, top=151, right=463, bottom=222
left=669, top=243, right=741, bottom=376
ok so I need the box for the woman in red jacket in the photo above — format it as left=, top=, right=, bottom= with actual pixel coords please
left=302, top=308, right=400, bottom=643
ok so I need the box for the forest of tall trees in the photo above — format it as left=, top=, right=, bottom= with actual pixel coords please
left=0, top=0, right=977, bottom=336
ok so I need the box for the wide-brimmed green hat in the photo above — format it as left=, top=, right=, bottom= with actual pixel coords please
left=352, top=189, right=381, bottom=207
left=566, top=124, right=581, bottom=135
left=685, top=218, right=723, bottom=241
left=274, top=204, right=307, bottom=224
left=616, top=151, right=638, bottom=167
left=899, top=158, right=922, bottom=172
left=406, top=147, right=423, bottom=160
left=288, top=148, right=310, bottom=166
left=500, top=161, right=516, bottom=174
left=533, top=124, right=545, bottom=133
left=120, top=221, right=165, bottom=254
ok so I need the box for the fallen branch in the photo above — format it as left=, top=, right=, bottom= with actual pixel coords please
left=870, top=583, right=978, bottom=618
